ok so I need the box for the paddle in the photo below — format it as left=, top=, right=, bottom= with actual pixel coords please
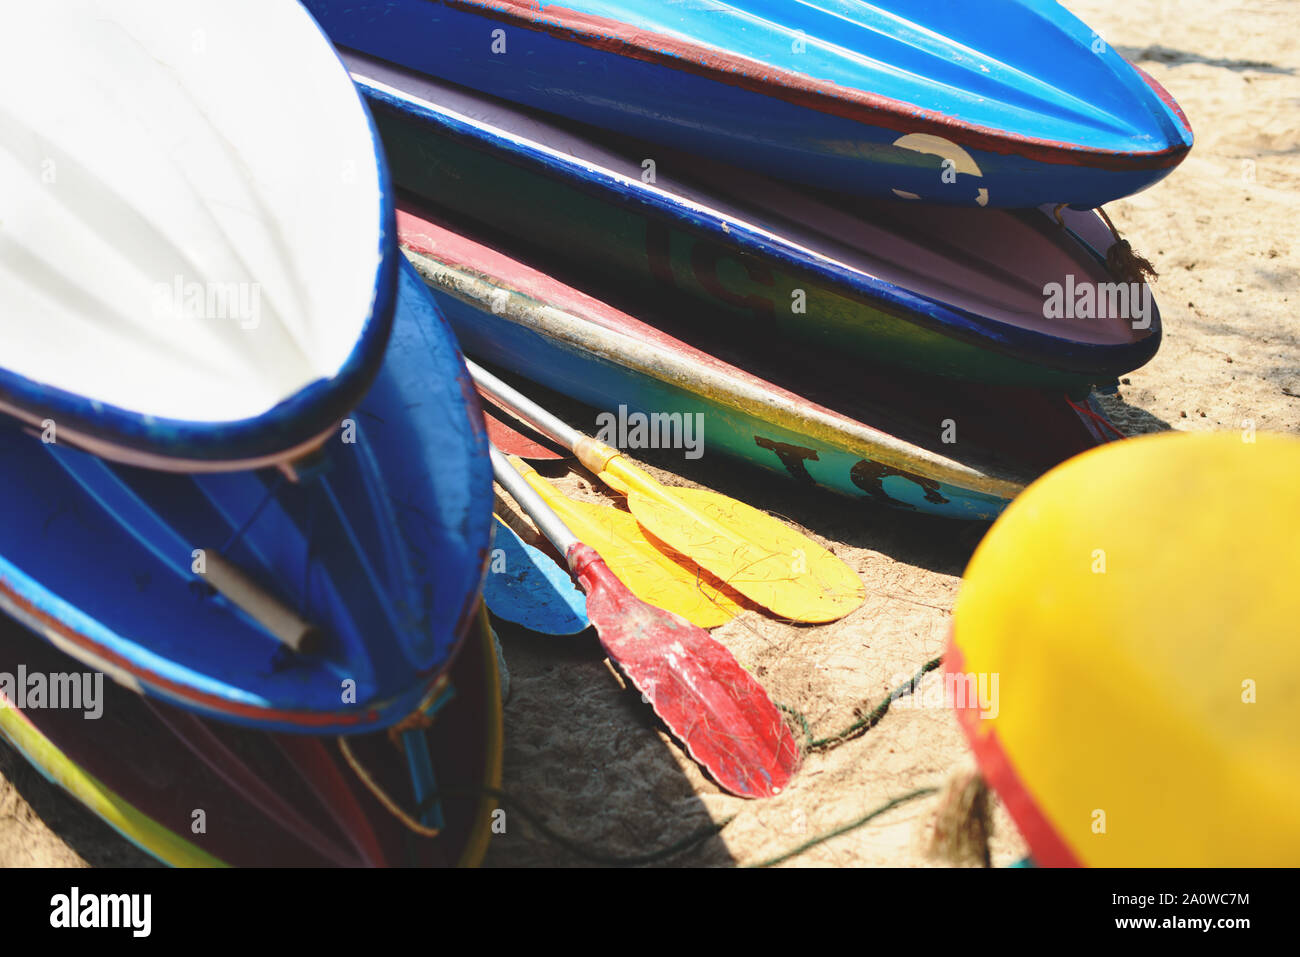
left=484, top=514, right=590, bottom=635
left=490, top=445, right=799, bottom=798
left=507, top=458, right=744, bottom=629
left=469, top=361, right=865, bottom=623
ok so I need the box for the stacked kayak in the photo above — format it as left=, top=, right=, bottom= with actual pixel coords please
left=0, top=608, right=503, bottom=867
left=399, top=202, right=1116, bottom=520
left=0, top=0, right=496, bottom=866
left=305, top=0, right=1192, bottom=208
left=0, top=0, right=1210, bottom=872
left=346, top=50, right=1162, bottom=392
left=0, top=260, right=492, bottom=734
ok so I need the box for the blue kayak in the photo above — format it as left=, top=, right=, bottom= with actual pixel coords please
left=305, top=0, right=1192, bottom=208
left=349, top=50, right=1160, bottom=392
left=0, top=259, right=493, bottom=735
left=0, top=2, right=395, bottom=471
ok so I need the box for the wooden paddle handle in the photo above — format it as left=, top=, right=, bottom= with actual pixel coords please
left=198, top=551, right=320, bottom=654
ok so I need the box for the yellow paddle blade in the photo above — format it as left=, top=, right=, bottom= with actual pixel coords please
left=951, top=431, right=1300, bottom=866
left=515, top=465, right=745, bottom=629
left=600, top=458, right=866, bottom=623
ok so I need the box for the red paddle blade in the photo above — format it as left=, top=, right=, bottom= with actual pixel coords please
left=478, top=389, right=565, bottom=460
left=566, top=543, right=801, bottom=798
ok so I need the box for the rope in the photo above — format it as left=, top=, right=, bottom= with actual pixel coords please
left=748, top=788, right=938, bottom=868
left=1095, top=206, right=1159, bottom=284
left=384, top=677, right=452, bottom=748
left=337, top=735, right=442, bottom=838
left=781, top=657, right=943, bottom=753
left=1052, top=203, right=1158, bottom=284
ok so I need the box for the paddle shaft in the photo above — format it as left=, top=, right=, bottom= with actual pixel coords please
left=488, top=446, right=579, bottom=556
left=471, top=361, right=582, bottom=449
left=471, top=361, right=620, bottom=476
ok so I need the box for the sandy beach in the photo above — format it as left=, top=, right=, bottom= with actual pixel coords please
left=2, top=0, right=1296, bottom=868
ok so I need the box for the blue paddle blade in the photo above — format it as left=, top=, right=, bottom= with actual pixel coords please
left=483, top=517, right=589, bottom=636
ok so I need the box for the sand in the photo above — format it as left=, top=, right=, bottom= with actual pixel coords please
left=2, top=0, right=1296, bottom=868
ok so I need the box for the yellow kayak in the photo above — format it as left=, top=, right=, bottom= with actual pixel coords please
left=949, top=431, right=1300, bottom=866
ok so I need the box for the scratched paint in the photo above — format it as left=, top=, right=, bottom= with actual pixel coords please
left=569, top=543, right=800, bottom=798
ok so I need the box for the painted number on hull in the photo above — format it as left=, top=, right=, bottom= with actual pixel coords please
left=755, top=436, right=950, bottom=509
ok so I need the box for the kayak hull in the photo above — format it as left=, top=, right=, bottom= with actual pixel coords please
left=351, top=52, right=1161, bottom=392
left=399, top=206, right=1116, bottom=521
left=0, top=259, right=493, bottom=734
left=948, top=432, right=1300, bottom=866
left=0, top=606, right=503, bottom=866
left=309, top=0, right=1191, bottom=208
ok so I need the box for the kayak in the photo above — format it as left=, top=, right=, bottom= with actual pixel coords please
left=948, top=432, right=1300, bottom=866
left=0, top=606, right=504, bottom=866
left=346, top=50, right=1161, bottom=392
left=0, top=258, right=493, bottom=734
left=307, top=0, right=1192, bottom=208
left=398, top=204, right=1118, bottom=520
left=0, top=1, right=395, bottom=471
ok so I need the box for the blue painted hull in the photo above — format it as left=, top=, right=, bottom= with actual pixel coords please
left=307, top=0, right=1192, bottom=208
left=0, top=259, right=493, bottom=734
left=349, top=51, right=1163, bottom=391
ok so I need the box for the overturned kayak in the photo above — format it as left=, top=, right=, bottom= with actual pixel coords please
left=0, top=607, right=503, bottom=866
left=347, top=50, right=1161, bottom=392
left=398, top=204, right=1118, bottom=520
left=948, top=432, right=1300, bottom=865
left=0, top=259, right=493, bottom=733
left=311, top=0, right=1191, bottom=208
left=0, top=1, right=395, bottom=470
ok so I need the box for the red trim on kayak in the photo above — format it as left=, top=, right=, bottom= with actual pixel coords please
left=1131, top=62, right=1193, bottom=135
left=0, top=576, right=445, bottom=731
left=945, top=636, right=1082, bottom=867
left=443, top=0, right=1189, bottom=171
